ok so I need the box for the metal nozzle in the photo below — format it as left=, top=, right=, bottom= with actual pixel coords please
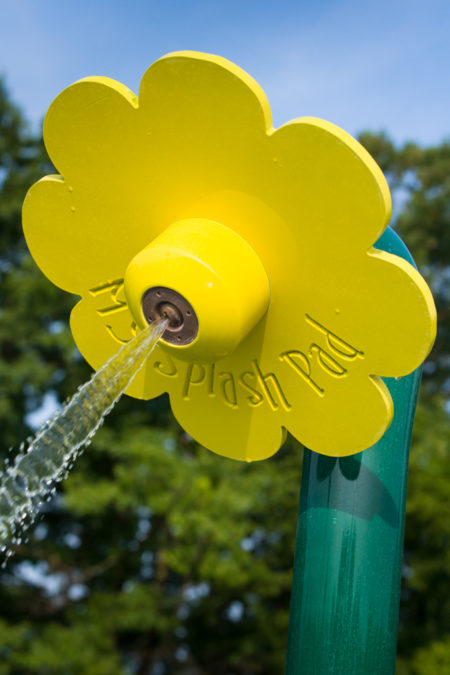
left=142, top=287, right=199, bottom=345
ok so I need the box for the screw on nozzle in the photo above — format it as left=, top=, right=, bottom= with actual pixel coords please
left=142, top=287, right=198, bottom=346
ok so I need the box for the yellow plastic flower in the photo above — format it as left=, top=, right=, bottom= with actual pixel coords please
left=22, top=51, right=436, bottom=460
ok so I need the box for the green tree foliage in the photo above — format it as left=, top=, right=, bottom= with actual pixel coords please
left=0, top=84, right=448, bottom=673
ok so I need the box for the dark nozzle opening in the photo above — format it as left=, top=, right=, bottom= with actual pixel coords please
left=142, top=287, right=198, bottom=346
left=156, top=302, right=184, bottom=329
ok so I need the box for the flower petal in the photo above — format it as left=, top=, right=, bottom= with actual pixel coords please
left=352, top=249, right=436, bottom=376
left=260, top=246, right=436, bottom=386
left=284, top=374, right=393, bottom=457
left=43, top=76, right=138, bottom=179
left=268, top=117, right=392, bottom=251
left=138, top=50, right=272, bottom=144
left=22, top=174, right=142, bottom=294
left=169, top=379, right=287, bottom=462
left=23, top=175, right=88, bottom=293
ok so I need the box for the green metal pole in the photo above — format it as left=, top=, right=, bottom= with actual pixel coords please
left=285, top=228, right=422, bottom=675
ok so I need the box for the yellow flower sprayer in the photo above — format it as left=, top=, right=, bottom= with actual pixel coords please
left=11, top=52, right=439, bottom=672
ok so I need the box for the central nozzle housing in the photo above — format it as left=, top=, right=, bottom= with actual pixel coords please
left=124, top=218, right=270, bottom=363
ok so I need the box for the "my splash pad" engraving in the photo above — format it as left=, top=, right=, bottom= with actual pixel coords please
left=88, top=278, right=365, bottom=413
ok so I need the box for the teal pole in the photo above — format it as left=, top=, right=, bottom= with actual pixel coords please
left=285, top=228, right=422, bottom=674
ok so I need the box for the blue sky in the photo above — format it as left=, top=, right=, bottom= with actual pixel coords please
left=0, top=0, right=448, bottom=145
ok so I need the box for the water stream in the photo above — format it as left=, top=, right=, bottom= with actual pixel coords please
left=0, top=318, right=168, bottom=561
